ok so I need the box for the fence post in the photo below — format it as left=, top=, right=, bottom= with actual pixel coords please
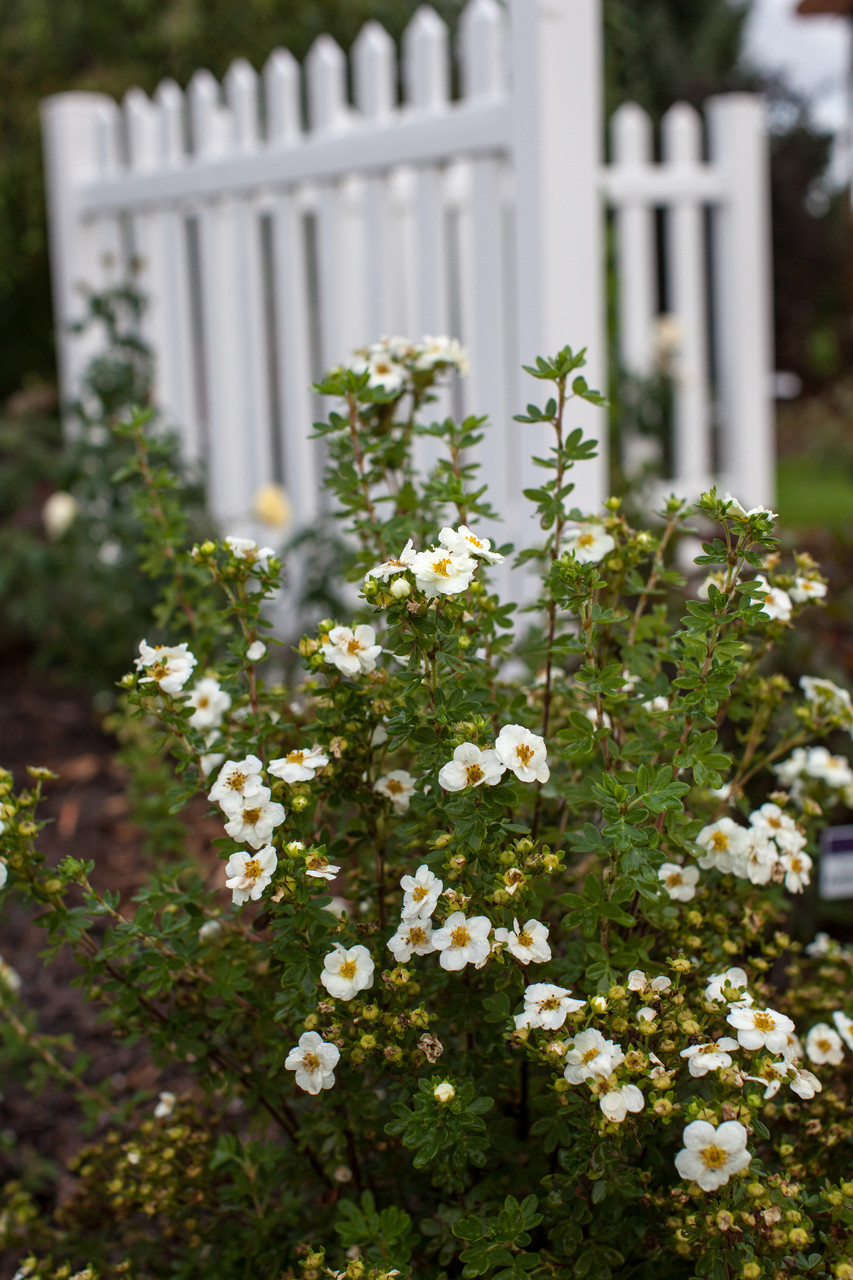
left=509, top=0, right=606, bottom=511
left=40, top=93, right=124, bottom=424
left=706, top=94, right=775, bottom=508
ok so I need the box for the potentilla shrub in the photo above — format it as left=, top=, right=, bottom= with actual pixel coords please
left=3, top=340, right=853, bottom=1280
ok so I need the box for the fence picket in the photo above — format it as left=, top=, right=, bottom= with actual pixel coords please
left=354, top=22, right=398, bottom=341
left=611, top=103, right=656, bottom=379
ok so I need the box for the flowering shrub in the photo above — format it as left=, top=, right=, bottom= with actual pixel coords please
left=3, top=341, right=853, bottom=1279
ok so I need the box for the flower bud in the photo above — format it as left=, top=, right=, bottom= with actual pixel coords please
left=390, top=577, right=411, bottom=599
left=433, top=1081, right=455, bottom=1104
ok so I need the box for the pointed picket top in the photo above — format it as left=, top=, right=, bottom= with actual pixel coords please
left=460, top=0, right=507, bottom=99
left=263, top=48, right=302, bottom=144
left=353, top=21, right=396, bottom=119
left=306, top=35, right=348, bottom=133
left=154, top=79, right=187, bottom=167
left=225, top=58, right=260, bottom=152
left=661, top=101, right=703, bottom=165
left=611, top=101, right=653, bottom=165
left=188, top=69, right=231, bottom=158
left=124, top=87, right=161, bottom=172
left=403, top=6, right=450, bottom=110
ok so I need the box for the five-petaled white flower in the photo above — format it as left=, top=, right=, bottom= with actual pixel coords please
left=187, top=676, right=231, bottom=730
left=494, top=918, right=551, bottom=965
left=790, top=577, right=827, bottom=604
left=400, top=865, right=443, bottom=920
left=514, top=982, right=585, bottom=1030
left=675, top=1119, right=751, bottom=1192
left=224, top=535, right=275, bottom=570
left=804, top=1022, right=845, bottom=1066
left=726, top=1005, right=795, bottom=1054
left=432, top=912, right=492, bottom=971
left=753, top=575, right=792, bottom=622
left=387, top=919, right=436, bottom=962
left=438, top=525, right=504, bottom=565
left=695, top=818, right=749, bottom=874
left=224, top=790, right=286, bottom=849
left=599, top=1084, right=644, bottom=1123
left=375, top=770, right=415, bottom=814
left=209, top=756, right=266, bottom=814
left=365, top=540, right=417, bottom=582
left=135, top=640, right=197, bottom=696
left=564, top=522, right=615, bottom=564
left=285, top=1031, right=340, bottom=1094
left=224, top=845, right=277, bottom=905
left=680, top=1038, right=739, bottom=1078
left=833, top=1010, right=853, bottom=1052
left=780, top=849, right=812, bottom=893
left=324, top=625, right=382, bottom=677
left=411, top=547, right=478, bottom=597
left=495, top=724, right=549, bottom=784
left=705, top=967, right=751, bottom=1005
left=658, top=862, right=700, bottom=901
left=320, top=944, right=375, bottom=1000
left=563, top=1029, right=625, bottom=1083
left=268, top=748, right=329, bottom=783
left=438, top=743, right=505, bottom=792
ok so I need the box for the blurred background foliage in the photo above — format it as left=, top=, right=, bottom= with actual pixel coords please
left=0, top=0, right=847, bottom=406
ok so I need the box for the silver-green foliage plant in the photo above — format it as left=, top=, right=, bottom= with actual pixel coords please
left=3, top=339, right=853, bottom=1280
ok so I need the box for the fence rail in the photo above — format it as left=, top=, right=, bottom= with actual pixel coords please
left=41, top=0, right=773, bottom=550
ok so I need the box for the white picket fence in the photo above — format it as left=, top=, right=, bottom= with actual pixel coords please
left=40, top=0, right=774, bottom=550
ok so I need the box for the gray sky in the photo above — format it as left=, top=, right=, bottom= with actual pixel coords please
left=742, top=0, right=850, bottom=181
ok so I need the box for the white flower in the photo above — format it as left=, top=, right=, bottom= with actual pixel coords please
left=753, top=575, right=792, bottom=622
left=438, top=525, right=504, bottom=565
left=642, top=695, right=669, bottom=713
left=324, top=624, right=382, bottom=677
left=800, top=676, right=853, bottom=725
left=415, top=335, right=469, bottom=375
left=438, top=743, right=505, bottom=791
left=0, top=955, right=21, bottom=993
left=135, top=640, right=197, bottom=696
left=832, top=1010, right=853, bottom=1052
left=432, top=911, right=492, bottom=971
left=563, top=1029, right=625, bottom=1083
left=374, top=770, right=415, bottom=814
left=224, top=844, right=277, bottom=906
left=42, top=490, right=78, bottom=538
left=627, top=970, right=671, bottom=994
left=198, top=919, right=223, bottom=941
left=726, top=1005, right=795, bottom=1054
left=564, top=522, right=615, bottom=564
left=743, top=832, right=779, bottom=886
left=411, top=546, right=478, bottom=597
left=224, top=535, right=275, bottom=570
left=748, top=802, right=804, bottom=853
left=599, top=1083, right=644, bottom=1123
left=365, top=351, right=406, bottom=392
left=268, top=747, right=329, bottom=783
left=494, top=724, right=549, bottom=784
left=285, top=1031, right=340, bottom=1094
left=433, top=1080, right=456, bottom=1103
left=320, top=944, right=375, bottom=1000
left=780, top=849, right=812, bottom=893
left=224, top=790, right=286, bottom=849
left=400, top=865, right=443, bottom=919
left=806, top=747, right=853, bottom=788
left=208, top=756, right=266, bottom=814
left=705, top=967, right=751, bottom=1005
left=788, top=1065, right=822, bottom=1099
left=695, top=818, right=749, bottom=874
left=680, top=1038, right=739, bottom=1078
left=0, top=861, right=7, bottom=890
left=387, top=919, right=436, bottom=962
left=806, top=932, right=833, bottom=958
left=790, top=577, right=827, bottom=604
left=674, top=1119, right=751, bottom=1192
left=514, top=983, right=585, bottom=1030
left=658, top=862, right=700, bottom=901
left=804, top=1022, right=845, bottom=1066
left=247, top=640, right=267, bottom=662
left=723, top=494, right=778, bottom=522
left=187, top=677, right=231, bottom=730
left=636, top=1007, right=657, bottom=1023
left=493, top=918, right=551, bottom=965
left=305, top=857, right=341, bottom=881
left=365, top=540, right=417, bottom=582
left=154, top=1091, right=176, bottom=1119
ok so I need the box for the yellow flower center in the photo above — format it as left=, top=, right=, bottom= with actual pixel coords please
left=541, top=997, right=561, bottom=1011
left=767, top=815, right=781, bottom=829
left=701, top=1144, right=729, bottom=1171
left=228, top=772, right=247, bottom=790
left=710, top=831, right=729, bottom=851
left=339, top=960, right=358, bottom=979
left=386, top=779, right=404, bottom=795
left=244, top=858, right=262, bottom=880
left=698, top=1044, right=717, bottom=1056
left=450, top=926, right=470, bottom=948
left=517, top=929, right=533, bottom=948
left=408, top=926, right=427, bottom=946
left=151, top=659, right=169, bottom=679
left=577, top=531, right=596, bottom=549
left=412, top=885, right=429, bottom=901
left=466, top=536, right=485, bottom=549
left=243, top=808, right=262, bottom=825
left=432, top=557, right=452, bottom=577
left=347, top=638, right=363, bottom=654
left=286, top=750, right=305, bottom=765
left=666, top=872, right=684, bottom=887
left=816, top=1037, right=831, bottom=1053
left=302, top=1052, right=320, bottom=1072
left=197, top=696, right=210, bottom=708
left=752, top=1012, right=775, bottom=1032
left=466, top=764, right=484, bottom=785
left=790, top=857, right=802, bottom=873
left=515, top=744, right=534, bottom=766
left=581, top=1048, right=599, bottom=1064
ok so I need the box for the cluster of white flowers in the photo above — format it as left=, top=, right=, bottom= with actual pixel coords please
left=224, top=535, right=275, bottom=572
left=438, top=724, right=549, bottom=790
left=800, top=675, right=853, bottom=730
left=347, top=335, right=469, bottom=392
left=365, top=524, right=503, bottom=602
left=321, top=624, right=382, bottom=677
left=693, top=806, right=811, bottom=893
left=135, top=640, right=197, bottom=696
left=775, top=745, right=853, bottom=808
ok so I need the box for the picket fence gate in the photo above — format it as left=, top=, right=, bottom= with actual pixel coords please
left=41, top=0, right=774, bottom=555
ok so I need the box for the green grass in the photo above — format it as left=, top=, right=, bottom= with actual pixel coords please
left=776, top=456, right=853, bottom=532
